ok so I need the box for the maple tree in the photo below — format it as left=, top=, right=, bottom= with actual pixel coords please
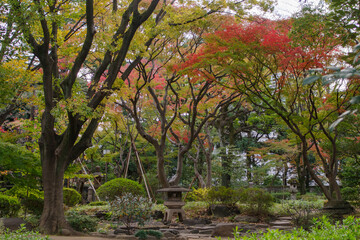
left=7, top=0, right=162, bottom=233
left=118, top=53, right=239, bottom=187
left=181, top=14, right=358, bottom=206
left=5, top=0, right=275, bottom=232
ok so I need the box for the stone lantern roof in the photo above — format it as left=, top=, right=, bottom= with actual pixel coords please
left=157, top=186, right=191, bottom=192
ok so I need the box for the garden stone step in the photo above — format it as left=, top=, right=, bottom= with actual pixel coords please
left=277, top=216, right=292, bottom=221
left=269, top=220, right=292, bottom=226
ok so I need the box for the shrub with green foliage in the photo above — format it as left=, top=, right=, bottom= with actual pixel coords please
left=207, top=186, right=240, bottom=206
left=298, top=192, right=323, bottom=201
left=6, top=187, right=44, bottom=216
left=97, top=178, right=145, bottom=201
left=239, top=188, right=273, bottom=215
left=63, top=188, right=81, bottom=207
left=65, top=210, right=98, bottom=233
left=282, top=200, right=323, bottom=228
left=0, top=194, right=21, bottom=217
left=219, top=216, right=360, bottom=240
left=110, top=193, right=153, bottom=234
left=185, top=188, right=209, bottom=202
left=88, top=201, right=108, bottom=206
left=341, top=186, right=359, bottom=201
left=0, top=224, right=50, bottom=240
left=271, top=192, right=291, bottom=202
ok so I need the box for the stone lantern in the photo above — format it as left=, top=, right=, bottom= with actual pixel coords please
left=288, top=179, right=298, bottom=200
left=157, top=186, right=191, bottom=223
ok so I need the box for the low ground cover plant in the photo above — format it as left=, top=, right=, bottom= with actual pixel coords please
left=0, top=224, right=50, bottom=240
left=65, top=208, right=98, bottom=232
left=282, top=200, right=323, bottom=228
left=218, top=216, right=360, bottom=240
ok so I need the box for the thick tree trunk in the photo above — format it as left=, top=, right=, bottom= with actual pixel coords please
left=39, top=142, right=71, bottom=234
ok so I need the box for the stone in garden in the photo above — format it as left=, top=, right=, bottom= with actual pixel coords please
left=322, top=200, right=354, bottom=215
left=163, top=231, right=177, bottom=238
left=60, top=228, right=71, bottom=236
left=211, top=223, right=238, bottom=237
left=210, top=204, right=232, bottom=217
left=1, top=218, right=29, bottom=231
left=234, top=215, right=259, bottom=223
left=183, top=218, right=211, bottom=225
left=114, top=228, right=130, bottom=234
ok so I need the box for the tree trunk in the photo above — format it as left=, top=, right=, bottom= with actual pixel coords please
left=39, top=148, right=71, bottom=234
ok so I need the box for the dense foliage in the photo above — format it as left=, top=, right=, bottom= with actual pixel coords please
left=63, top=188, right=82, bottom=207
left=0, top=194, right=21, bottom=217
left=97, top=178, right=145, bottom=201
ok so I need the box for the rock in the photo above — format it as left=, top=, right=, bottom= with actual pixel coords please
left=209, top=205, right=232, bottom=218
left=183, top=218, right=211, bottom=225
left=174, top=237, right=187, bottom=240
left=115, top=235, right=137, bottom=240
left=234, top=215, right=259, bottom=223
left=1, top=218, right=30, bottom=231
left=60, top=228, right=72, bottom=236
left=269, top=220, right=292, bottom=226
left=199, top=229, right=213, bottom=234
left=211, top=223, right=238, bottom=237
left=322, top=200, right=355, bottom=216
left=167, top=229, right=180, bottom=235
left=114, top=228, right=130, bottom=234
left=189, top=229, right=199, bottom=234
left=163, top=231, right=176, bottom=238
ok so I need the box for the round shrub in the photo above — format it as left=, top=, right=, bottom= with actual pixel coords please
left=239, top=188, right=274, bottom=215
left=63, top=187, right=82, bottom=207
left=22, top=196, right=44, bottom=216
left=5, top=186, right=44, bottom=215
left=0, top=193, right=21, bottom=217
left=207, top=186, right=240, bottom=206
left=97, top=178, right=145, bottom=201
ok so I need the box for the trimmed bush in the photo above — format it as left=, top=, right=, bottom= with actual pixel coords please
left=97, top=178, right=144, bottom=201
left=0, top=194, right=21, bottom=217
left=239, top=188, right=274, bottom=215
left=63, top=188, right=81, bottom=207
left=6, top=187, right=44, bottom=216
left=207, top=186, right=240, bottom=206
